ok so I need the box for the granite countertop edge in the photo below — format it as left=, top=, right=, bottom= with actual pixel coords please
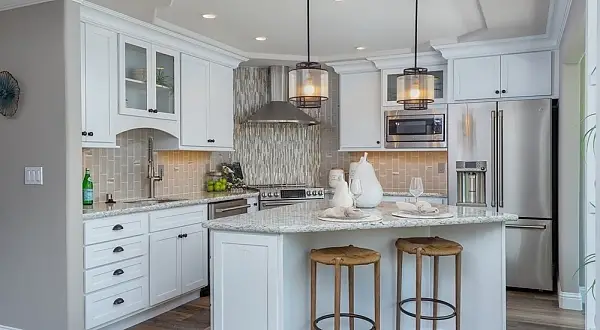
left=324, top=189, right=447, bottom=198
left=82, top=191, right=260, bottom=220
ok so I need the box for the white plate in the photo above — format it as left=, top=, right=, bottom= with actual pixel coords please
left=392, top=211, right=454, bottom=219
left=318, top=214, right=382, bottom=223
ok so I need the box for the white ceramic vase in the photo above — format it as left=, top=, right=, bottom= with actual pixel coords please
left=330, top=179, right=354, bottom=208
left=328, top=168, right=345, bottom=188
left=353, top=153, right=383, bottom=208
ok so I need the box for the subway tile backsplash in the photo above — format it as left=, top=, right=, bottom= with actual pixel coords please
left=82, top=67, right=447, bottom=202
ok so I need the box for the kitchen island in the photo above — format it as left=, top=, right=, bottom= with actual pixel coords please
left=204, top=201, right=517, bottom=330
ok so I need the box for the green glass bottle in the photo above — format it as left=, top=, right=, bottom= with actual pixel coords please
left=83, top=168, right=94, bottom=205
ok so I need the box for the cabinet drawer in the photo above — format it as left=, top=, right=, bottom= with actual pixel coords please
left=149, top=205, right=207, bottom=232
left=85, top=256, right=148, bottom=294
left=85, top=277, right=149, bottom=329
left=85, top=235, right=148, bottom=269
left=84, top=213, right=148, bottom=245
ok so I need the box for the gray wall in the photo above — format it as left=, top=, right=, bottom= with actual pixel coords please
left=0, top=1, right=82, bottom=329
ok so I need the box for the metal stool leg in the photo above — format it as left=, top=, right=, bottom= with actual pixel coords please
left=433, top=256, right=439, bottom=330
left=415, top=248, right=423, bottom=330
left=349, top=265, right=354, bottom=330
left=374, top=259, right=380, bottom=330
left=396, top=250, right=403, bottom=330
left=311, top=259, right=317, bottom=330
left=456, top=252, right=462, bottom=330
left=334, top=258, right=342, bottom=330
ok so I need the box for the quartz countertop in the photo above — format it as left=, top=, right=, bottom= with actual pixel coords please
left=324, top=188, right=447, bottom=198
left=203, top=201, right=517, bottom=233
left=82, top=190, right=260, bottom=220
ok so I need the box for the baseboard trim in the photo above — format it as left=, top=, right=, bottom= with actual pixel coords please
left=558, top=290, right=583, bottom=311
left=0, top=325, right=23, bottom=330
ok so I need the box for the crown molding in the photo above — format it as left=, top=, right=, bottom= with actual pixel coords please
left=367, top=51, right=446, bottom=70
left=432, top=35, right=557, bottom=59
left=0, top=0, right=52, bottom=11
left=546, top=0, right=573, bottom=44
left=325, top=60, right=378, bottom=74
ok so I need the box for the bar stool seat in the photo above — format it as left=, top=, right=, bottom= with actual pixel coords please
left=395, top=237, right=463, bottom=256
left=310, top=245, right=381, bottom=330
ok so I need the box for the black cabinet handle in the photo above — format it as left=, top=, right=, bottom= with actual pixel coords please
left=112, top=246, right=124, bottom=253
left=207, top=139, right=215, bottom=143
left=113, top=298, right=124, bottom=305
left=113, top=269, right=124, bottom=276
left=112, top=224, right=123, bottom=231
left=501, top=89, right=507, bottom=94
left=253, top=203, right=258, bottom=206
left=495, top=90, right=500, bottom=94
left=88, top=132, right=94, bottom=137
left=82, top=131, right=88, bottom=136
left=182, top=233, right=188, bottom=238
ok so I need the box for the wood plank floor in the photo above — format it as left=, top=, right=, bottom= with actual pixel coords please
left=130, top=291, right=585, bottom=330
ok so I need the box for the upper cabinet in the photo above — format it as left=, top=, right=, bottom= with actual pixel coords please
left=453, top=51, right=552, bottom=101
left=119, top=35, right=180, bottom=121
left=382, top=65, right=446, bottom=106
left=208, top=63, right=234, bottom=149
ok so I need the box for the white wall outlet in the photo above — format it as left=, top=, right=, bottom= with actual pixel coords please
left=25, top=167, right=43, bottom=185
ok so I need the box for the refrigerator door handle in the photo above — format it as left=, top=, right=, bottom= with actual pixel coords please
left=491, top=111, right=497, bottom=208
left=498, top=110, right=504, bottom=208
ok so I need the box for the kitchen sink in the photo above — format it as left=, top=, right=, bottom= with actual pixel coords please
left=123, top=198, right=186, bottom=204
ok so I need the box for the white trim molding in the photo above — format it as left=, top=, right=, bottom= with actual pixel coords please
left=325, top=60, right=377, bottom=74
left=559, top=290, right=584, bottom=311
left=368, top=51, right=446, bottom=70
left=0, top=0, right=52, bottom=12
left=0, top=325, right=23, bottom=330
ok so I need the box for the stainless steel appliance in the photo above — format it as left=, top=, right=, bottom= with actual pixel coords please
left=448, top=99, right=557, bottom=291
left=385, top=106, right=447, bottom=148
left=249, top=184, right=325, bottom=210
left=455, top=161, right=487, bottom=207
left=208, top=199, right=250, bottom=219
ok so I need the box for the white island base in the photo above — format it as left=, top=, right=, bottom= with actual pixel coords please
left=210, top=221, right=507, bottom=330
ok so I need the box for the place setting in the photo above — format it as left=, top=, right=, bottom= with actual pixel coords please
left=392, top=177, right=454, bottom=219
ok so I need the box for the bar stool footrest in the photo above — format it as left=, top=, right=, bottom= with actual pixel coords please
left=399, top=297, right=457, bottom=321
left=313, top=313, right=376, bottom=330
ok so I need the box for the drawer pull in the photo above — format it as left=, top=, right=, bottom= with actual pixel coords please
left=113, top=246, right=124, bottom=253
left=112, top=224, right=124, bottom=231
left=113, top=298, right=125, bottom=305
left=113, top=269, right=124, bottom=276
left=182, top=233, right=188, bottom=238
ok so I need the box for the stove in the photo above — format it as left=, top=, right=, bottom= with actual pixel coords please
left=248, top=184, right=325, bottom=210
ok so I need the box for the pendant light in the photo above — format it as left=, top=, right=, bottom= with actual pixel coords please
left=397, top=0, right=434, bottom=110
left=289, top=0, right=329, bottom=109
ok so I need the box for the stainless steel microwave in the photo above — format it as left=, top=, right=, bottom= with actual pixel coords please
left=384, top=108, right=447, bottom=148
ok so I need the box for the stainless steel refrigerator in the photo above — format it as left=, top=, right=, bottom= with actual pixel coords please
left=448, top=99, right=556, bottom=291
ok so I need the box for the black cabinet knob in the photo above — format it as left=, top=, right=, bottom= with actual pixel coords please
left=376, top=141, right=380, bottom=145
left=148, top=109, right=153, bottom=113
left=112, top=224, right=123, bottom=231
left=112, top=246, right=124, bottom=253
left=113, top=298, right=125, bottom=305
left=178, top=234, right=183, bottom=239
left=207, top=139, right=216, bottom=143
left=88, top=132, right=94, bottom=137
left=183, top=233, right=188, bottom=238
left=82, top=131, right=88, bottom=136
left=113, top=269, right=124, bottom=276
left=153, top=109, right=158, bottom=113
left=501, top=89, right=507, bottom=94
left=495, top=90, right=500, bottom=94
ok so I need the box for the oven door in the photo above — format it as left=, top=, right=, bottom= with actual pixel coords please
left=385, top=110, right=447, bottom=148
left=260, top=200, right=307, bottom=210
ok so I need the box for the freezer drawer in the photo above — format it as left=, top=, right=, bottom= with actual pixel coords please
left=505, top=219, right=553, bottom=291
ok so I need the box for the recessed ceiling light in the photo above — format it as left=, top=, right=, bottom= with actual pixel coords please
left=356, top=46, right=366, bottom=50
left=202, top=13, right=217, bottom=19
left=335, top=0, right=343, bottom=2
left=255, top=36, right=267, bottom=41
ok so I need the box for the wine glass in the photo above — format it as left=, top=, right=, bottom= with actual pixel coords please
left=349, top=178, right=363, bottom=208
left=409, top=177, right=424, bottom=203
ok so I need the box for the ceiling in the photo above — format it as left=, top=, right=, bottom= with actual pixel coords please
left=89, top=0, right=551, bottom=60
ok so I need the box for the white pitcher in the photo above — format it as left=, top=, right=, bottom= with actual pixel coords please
left=353, top=153, right=383, bottom=208
left=330, top=179, right=354, bottom=208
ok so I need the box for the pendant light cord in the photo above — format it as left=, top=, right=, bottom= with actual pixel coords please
left=414, top=0, right=418, bottom=68
left=307, top=0, right=311, bottom=63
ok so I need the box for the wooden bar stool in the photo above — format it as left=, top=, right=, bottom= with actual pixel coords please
left=310, top=245, right=381, bottom=330
left=395, top=237, right=463, bottom=330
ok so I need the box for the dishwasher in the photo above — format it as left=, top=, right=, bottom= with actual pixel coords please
left=200, top=198, right=250, bottom=297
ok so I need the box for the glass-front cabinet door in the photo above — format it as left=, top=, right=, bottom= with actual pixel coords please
left=152, top=46, right=179, bottom=120
left=382, top=65, right=446, bottom=107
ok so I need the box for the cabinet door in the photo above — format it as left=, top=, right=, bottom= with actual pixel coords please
left=83, top=24, right=117, bottom=144
left=152, top=45, right=179, bottom=121
left=119, top=35, right=152, bottom=117
left=339, top=72, right=381, bottom=150
left=501, top=51, right=552, bottom=98
left=180, top=54, right=210, bottom=147
left=208, top=63, right=234, bottom=149
left=81, top=22, right=86, bottom=142
left=453, top=56, right=501, bottom=101
left=180, top=224, right=208, bottom=294
left=149, top=228, right=181, bottom=306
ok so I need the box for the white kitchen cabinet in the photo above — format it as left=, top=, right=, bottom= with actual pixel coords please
left=149, top=227, right=181, bottom=306
left=453, top=56, right=501, bottom=101
left=339, top=71, right=382, bottom=150
left=500, top=52, right=552, bottom=98
left=208, top=63, right=235, bottom=149
left=247, top=197, right=259, bottom=213
left=81, top=22, right=118, bottom=148
left=382, top=65, right=447, bottom=106
left=180, top=54, right=210, bottom=148
left=149, top=224, right=208, bottom=306
left=453, top=51, right=552, bottom=101
left=118, top=34, right=179, bottom=122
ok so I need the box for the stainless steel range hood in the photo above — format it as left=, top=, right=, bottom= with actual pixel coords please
left=246, top=66, right=319, bottom=125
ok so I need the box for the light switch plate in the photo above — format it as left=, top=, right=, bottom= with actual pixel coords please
left=25, top=167, right=43, bottom=185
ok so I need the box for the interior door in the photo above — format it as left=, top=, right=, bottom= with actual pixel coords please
left=180, top=224, right=208, bottom=294
left=149, top=228, right=181, bottom=306
left=447, top=102, right=496, bottom=207
left=497, top=99, right=552, bottom=218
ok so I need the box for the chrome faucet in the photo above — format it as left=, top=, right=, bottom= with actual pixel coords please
left=147, top=137, right=163, bottom=198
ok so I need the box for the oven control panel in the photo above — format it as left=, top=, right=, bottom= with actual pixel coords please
left=260, top=187, right=324, bottom=201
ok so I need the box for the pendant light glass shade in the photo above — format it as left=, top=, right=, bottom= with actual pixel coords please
left=397, top=67, right=434, bottom=110
left=289, top=62, right=329, bottom=109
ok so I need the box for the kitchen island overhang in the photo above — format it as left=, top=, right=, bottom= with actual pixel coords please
left=204, top=201, right=517, bottom=330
